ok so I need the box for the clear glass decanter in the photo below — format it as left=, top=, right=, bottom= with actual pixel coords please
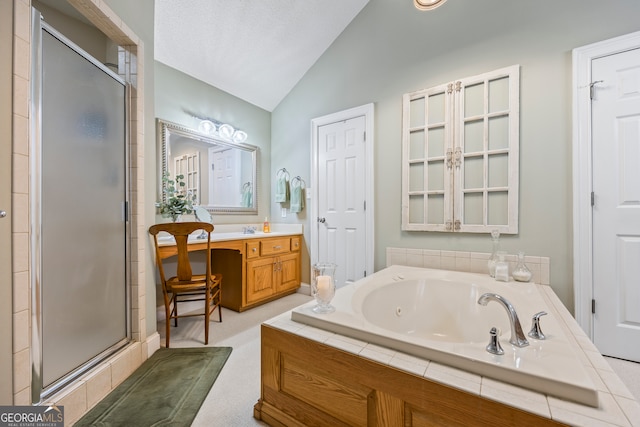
left=494, top=251, right=510, bottom=282
left=512, top=251, right=533, bottom=282
left=487, top=229, right=500, bottom=277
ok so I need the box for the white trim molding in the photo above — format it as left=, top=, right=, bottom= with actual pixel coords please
left=572, top=30, right=640, bottom=337
left=310, top=103, right=375, bottom=278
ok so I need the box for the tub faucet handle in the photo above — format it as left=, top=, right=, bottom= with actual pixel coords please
left=528, top=311, right=547, bottom=340
left=486, top=327, right=504, bottom=355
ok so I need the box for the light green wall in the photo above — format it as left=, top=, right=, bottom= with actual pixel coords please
left=105, top=2, right=271, bottom=336
left=154, top=61, right=271, bottom=224
left=272, top=0, right=640, bottom=312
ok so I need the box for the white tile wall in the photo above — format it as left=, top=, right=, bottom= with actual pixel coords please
left=386, top=247, right=550, bottom=285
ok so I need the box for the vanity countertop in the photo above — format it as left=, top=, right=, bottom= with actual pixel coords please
left=154, top=223, right=303, bottom=246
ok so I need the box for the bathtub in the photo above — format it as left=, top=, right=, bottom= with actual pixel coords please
left=291, top=265, right=599, bottom=407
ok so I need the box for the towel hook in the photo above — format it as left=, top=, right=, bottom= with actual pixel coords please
left=292, top=176, right=306, bottom=187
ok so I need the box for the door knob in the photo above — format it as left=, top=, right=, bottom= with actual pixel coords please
left=317, top=217, right=326, bottom=223
left=0, top=210, right=6, bottom=218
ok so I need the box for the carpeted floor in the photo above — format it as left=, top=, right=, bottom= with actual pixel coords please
left=75, top=347, right=232, bottom=427
left=160, top=292, right=313, bottom=426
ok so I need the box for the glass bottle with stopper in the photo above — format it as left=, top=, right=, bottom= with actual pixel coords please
left=487, top=229, right=501, bottom=277
left=512, top=251, right=533, bottom=282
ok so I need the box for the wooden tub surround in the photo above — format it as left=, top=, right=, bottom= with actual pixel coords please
left=255, top=286, right=640, bottom=427
left=255, top=325, right=565, bottom=427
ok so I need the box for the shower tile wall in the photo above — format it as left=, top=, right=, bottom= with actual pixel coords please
left=386, top=247, right=550, bottom=285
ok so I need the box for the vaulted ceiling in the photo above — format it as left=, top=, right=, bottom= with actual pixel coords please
left=154, top=0, right=370, bottom=111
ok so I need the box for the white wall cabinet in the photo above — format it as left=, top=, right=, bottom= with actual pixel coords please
left=402, top=65, right=520, bottom=233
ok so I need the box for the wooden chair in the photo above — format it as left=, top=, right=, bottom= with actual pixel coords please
left=149, top=222, right=223, bottom=347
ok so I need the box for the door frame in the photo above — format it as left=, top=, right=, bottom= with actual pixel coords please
left=572, top=30, right=640, bottom=338
left=310, top=103, right=375, bottom=277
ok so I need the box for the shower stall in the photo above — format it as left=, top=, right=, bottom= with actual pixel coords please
left=30, top=9, right=130, bottom=402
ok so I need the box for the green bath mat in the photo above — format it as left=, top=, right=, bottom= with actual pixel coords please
left=75, top=347, right=232, bottom=427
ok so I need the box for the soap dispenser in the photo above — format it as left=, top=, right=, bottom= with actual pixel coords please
left=263, top=217, right=270, bottom=233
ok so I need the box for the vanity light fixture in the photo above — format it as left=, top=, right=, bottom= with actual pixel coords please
left=196, top=117, right=248, bottom=143
left=414, top=0, right=447, bottom=11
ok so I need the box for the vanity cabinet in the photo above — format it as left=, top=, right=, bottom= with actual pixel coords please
left=246, top=236, right=301, bottom=305
left=158, top=232, right=302, bottom=312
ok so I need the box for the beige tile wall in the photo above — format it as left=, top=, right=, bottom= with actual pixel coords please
left=12, top=0, right=151, bottom=424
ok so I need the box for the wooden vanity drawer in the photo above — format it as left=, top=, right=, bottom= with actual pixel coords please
left=246, top=241, right=260, bottom=259
left=291, top=236, right=301, bottom=252
left=260, top=238, right=291, bottom=256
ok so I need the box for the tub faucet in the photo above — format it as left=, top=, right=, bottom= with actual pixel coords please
left=477, top=293, right=529, bottom=348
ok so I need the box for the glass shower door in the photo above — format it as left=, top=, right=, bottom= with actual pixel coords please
left=32, top=13, right=129, bottom=401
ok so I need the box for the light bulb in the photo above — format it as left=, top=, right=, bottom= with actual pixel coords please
left=198, top=120, right=216, bottom=134
left=218, top=123, right=235, bottom=139
left=232, top=130, right=248, bottom=143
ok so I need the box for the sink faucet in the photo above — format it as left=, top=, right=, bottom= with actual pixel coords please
left=477, top=293, right=529, bottom=347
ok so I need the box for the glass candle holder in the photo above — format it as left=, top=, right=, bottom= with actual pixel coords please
left=311, top=263, right=337, bottom=313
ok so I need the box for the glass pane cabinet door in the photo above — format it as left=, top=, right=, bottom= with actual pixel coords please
left=402, top=65, right=519, bottom=233
left=402, top=83, right=453, bottom=231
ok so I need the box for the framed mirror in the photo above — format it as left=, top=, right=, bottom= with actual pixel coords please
left=157, top=119, right=258, bottom=214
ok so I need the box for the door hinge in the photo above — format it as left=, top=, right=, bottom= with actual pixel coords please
left=364, top=200, right=366, bottom=211
left=364, top=270, right=367, bottom=277
left=592, top=299, right=596, bottom=314
left=123, top=201, right=129, bottom=222
left=591, top=191, right=595, bottom=207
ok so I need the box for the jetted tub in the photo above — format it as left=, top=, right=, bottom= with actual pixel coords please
left=291, top=265, right=599, bottom=407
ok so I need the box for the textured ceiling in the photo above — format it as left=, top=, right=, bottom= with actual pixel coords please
left=154, top=0, right=370, bottom=111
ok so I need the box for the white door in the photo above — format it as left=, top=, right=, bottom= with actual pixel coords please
left=592, top=47, right=640, bottom=362
left=209, top=147, right=241, bottom=206
left=317, top=117, right=367, bottom=288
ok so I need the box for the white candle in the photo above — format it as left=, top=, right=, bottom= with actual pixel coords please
left=316, top=275, right=333, bottom=301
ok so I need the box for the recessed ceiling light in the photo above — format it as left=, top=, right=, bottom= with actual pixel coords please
left=414, top=0, right=448, bottom=11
